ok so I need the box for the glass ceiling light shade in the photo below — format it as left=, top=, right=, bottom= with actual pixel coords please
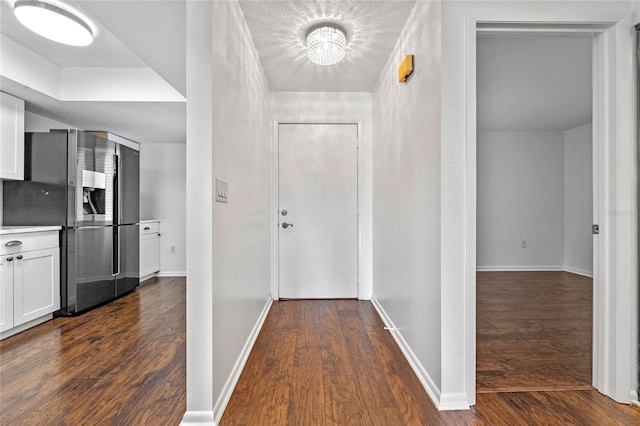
left=13, top=0, right=94, bottom=46
left=306, top=25, right=346, bottom=66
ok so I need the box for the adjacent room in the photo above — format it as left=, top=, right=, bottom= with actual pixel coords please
left=475, top=34, right=595, bottom=392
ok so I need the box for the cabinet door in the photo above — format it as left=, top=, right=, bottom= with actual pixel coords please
left=140, top=233, right=160, bottom=278
left=13, top=248, right=60, bottom=326
left=0, top=92, right=25, bottom=180
left=0, top=256, right=14, bottom=332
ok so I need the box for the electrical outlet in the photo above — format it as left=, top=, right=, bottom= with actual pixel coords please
left=171, top=245, right=176, bottom=254
left=522, top=240, right=527, bottom=248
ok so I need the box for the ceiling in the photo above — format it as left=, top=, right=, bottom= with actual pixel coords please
left=0, top=1, right=593, bottom=145
left=238, top=0, right=417, bottom=92
left=477, top=34, right=593, bottom=131
left=0, top=0, right=186, bottom=144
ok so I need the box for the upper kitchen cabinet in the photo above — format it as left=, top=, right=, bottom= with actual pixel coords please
left=0, top=92, right=25, bottom=180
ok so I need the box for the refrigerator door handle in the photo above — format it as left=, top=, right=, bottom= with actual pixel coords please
left=112, top=226, right=121, bottom=277
left=113, top=153, right=120, bottom=225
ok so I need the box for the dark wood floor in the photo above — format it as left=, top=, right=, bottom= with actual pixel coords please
left=0, top=277, right=185, bottom=425
left=477, top=271, right=592, bottom=392
left=3, top=275, right=639, bottom=425
left=221, top=298, right=640, bottom=425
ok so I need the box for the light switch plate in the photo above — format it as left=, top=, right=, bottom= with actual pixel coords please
left=215, top=177, right=228, bottom=203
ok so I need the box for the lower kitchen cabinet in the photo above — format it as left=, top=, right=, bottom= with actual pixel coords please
left=1, top=229, right=61, bottom=339
left=140, top=220, right=161, bottom=281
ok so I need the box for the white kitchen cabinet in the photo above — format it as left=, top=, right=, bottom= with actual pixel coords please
left=0, top=92, right=25, bottom=180
left=140, top=220, right=161, bottom=281
left=0, top=228, right=60, bottom=338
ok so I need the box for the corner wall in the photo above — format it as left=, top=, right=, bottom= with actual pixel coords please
left=139, top=142, right=186, bottom=276
left=372, top=0, right=443, bottom=404
left=477, top=130, right=565, bottom=270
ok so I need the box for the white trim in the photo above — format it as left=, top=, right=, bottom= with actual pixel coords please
left=0, top=314, right=52, bottom=340
left=476, top=265, right=565, bottom=272
left=460, top=3, right=637, bottom=406
left=371, top=298, right=442, bottom=409
left=271, top=119, right=369, bottom=300
left=180, top=411, right=215, bottom=426
left=476, top=266, right=594, bottom=278
left=157, top=271, right=187, bottom=277
left=564, top=266, right=594, bottom=278
left=212, top=298, right=273, bottom=424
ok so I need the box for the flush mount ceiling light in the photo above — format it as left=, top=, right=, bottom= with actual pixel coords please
left=306, top=25, right=346, bottom=66
left=13, top=0, right=94, bottom=46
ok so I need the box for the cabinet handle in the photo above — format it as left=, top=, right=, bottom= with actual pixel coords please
left=5, top=240, right=22, bottom=247
left=144, top=227, right=150, bottom=231
left=6, top=256, right=13, bottom=262
left=16, top=255, right=23, bottom=260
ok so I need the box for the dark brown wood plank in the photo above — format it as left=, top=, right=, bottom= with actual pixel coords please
left=0, top=277, right=186, bottom=425
left=477, top=271, right=593, bottom=392
left=221, top=297, right=640, bottom=425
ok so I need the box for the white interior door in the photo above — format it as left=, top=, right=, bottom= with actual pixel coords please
left=278, top=123, right=358, bottom=299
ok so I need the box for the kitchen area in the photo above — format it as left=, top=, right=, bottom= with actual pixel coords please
left=0, top=1, right=187, bottom=422
left=0, top=1, right=186, bottom=340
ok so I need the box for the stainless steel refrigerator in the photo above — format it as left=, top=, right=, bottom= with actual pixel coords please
left=2, top=130, right=140, bottom=314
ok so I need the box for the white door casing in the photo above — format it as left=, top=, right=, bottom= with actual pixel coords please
left=441, top=2, right=637, bottom=408
left=278, top=123, right=358, bottom=299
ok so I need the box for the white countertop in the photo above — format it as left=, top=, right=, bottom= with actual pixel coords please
left=0, top=226, right=62, bottom=235
left=139, top=219, right=160, bottom=224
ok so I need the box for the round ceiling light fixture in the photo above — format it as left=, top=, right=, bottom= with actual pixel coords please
left=13, top=0, right=94, bottom=46
left=306, top=25, right=346, bottom=66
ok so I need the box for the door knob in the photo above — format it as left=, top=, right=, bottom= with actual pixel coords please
left=282, top=222, right=294, bottom=229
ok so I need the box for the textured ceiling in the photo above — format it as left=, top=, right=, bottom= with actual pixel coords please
left=477, top=35, right=593, bottom=131
left=239, top=0, right=417, bottom=92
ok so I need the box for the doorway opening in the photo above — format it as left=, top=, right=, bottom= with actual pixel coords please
left=475, top=33, right=595, bottom=392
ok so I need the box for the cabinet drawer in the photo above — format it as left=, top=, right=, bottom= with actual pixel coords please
left=0, top=231, right=59, bottom=255
left=140, top=221, right=160, bottom=235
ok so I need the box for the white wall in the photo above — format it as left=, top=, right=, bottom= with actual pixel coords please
left=271, top=92, right=372, bottom=299
left=476, top=127, right=594, bottom=275
left=184, top=0, right=272, bottom=422
left=564, top=123, right=593, bottom=276
left=139, top=142, right=186, bottom=276
left=210, top=0, right=272, bottom=421
left=372, top=0, right=443, bottom=404
left=24, top=111, right=72, bottom=131
left=477, top=130, right=565, bottom=270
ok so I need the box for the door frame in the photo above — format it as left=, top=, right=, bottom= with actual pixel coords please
left=271, top=120, right=368, bottom=300
left=453, top=6, right=637, bottom=407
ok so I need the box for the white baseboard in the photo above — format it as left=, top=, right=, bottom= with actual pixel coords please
left=180, top=411, right=215, bottom=425
left=563, top=266, right=593, bottom=278
left=476, top=265, right=564, bottom=272
left=213, top=298, right=273, bottom=424
left=158, top=271, right=187, bottom=277
left=438, top=392, right=471, bottom=411
left=1, top=314, right=53, bottom=340
left=371, top=297, right=441, bottom=408
left=476, top=265, right=593, bottom=278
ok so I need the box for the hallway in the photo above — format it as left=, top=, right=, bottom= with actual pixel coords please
left=221, top=298, right=640, bottom=425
